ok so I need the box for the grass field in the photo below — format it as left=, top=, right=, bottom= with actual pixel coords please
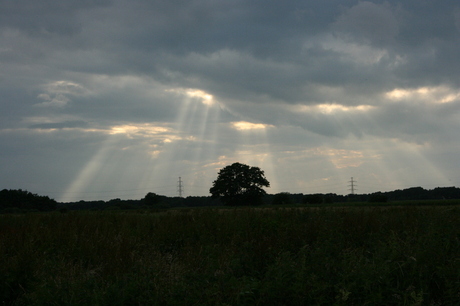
left=1, top=203, right=459, bottom=305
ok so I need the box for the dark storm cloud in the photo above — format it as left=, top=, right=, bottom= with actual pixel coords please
left=333, top=1, right=400, bottom=47
left=0, top=0, right=111, bottom=35
left=4, top=0, right=459, bottom=106
left=102, top=0, right=458, bottom=107
left=2, top=0, right=459, bottom=131
left=96, top=0, right=342, bottom=56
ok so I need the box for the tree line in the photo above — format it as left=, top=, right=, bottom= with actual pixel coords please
left=2, top=162, right=460, bottom=212
left=2, top=186, right=460, bottom=213
left=0, top=189, right=57, bottom=212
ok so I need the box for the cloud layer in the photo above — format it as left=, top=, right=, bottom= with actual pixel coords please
left=2, top=0, right=460, bottom=201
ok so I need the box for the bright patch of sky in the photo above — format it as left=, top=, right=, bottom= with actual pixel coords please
left=1, top=0, right=460, bottom=201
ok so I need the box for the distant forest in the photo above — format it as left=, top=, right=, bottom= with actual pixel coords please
left=2, top=186, right=460, bottom=212
left=0, top=189, right=57, bottom=212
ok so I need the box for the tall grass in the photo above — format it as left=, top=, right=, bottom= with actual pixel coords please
left=1, top=206, right=459, bottom=305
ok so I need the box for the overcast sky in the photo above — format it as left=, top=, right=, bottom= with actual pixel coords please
left=2, top=0, right=460, bottom=201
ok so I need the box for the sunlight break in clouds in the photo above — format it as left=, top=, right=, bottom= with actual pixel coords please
left=232, top=121, right=273, bottom=131
left=130, top=86, right=223, bottom=197
left=386, top=86, right=460, bottom=104
left=2, top=0, right=460, bottom=200
left=294, top=104, right=375, bottom=114
left=185, top=89, right=214, bottom=105
left=167, top=88, right=215, bottom=106
left=230, top=121, right=278, bottom=193
left=108, top=124, right=171, bottom=138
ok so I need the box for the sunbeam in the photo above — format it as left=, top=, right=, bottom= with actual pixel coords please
left=321, top=137, right=453, bottom=194
left=231, top=121, right=278, bottom=193
left=378, top=140, right=451, bottom=190
left=59, top=121, right=177, bottom=201
left=60, top=136, right=118, bottom=202
left=4, top=0, right=460, bottom=205
left=142, top=88, right=223, bottom=196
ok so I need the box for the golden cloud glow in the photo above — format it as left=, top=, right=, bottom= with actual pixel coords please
left=167, top=87, right=215, bottom=105
left=386, top=87, right=429, bottom=100
left=185, top=89, right=214, bottom=105
left=295, top=104, right=374, bottom=114
left=232, top=121, right=272, bottom=131
left=108, top=124, right=170, bottom=137
left=385, top=86, right=460, bottom=103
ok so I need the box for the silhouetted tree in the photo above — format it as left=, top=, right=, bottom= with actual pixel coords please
left=143, top=192, right=161, bottom=206
left=210, top=162, right=270, bottom=206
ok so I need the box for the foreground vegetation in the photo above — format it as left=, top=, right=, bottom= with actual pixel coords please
left=1, top=205, right=459, bottom=305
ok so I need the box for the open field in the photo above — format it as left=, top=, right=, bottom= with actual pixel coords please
left=1, top=204, right=459, bottom=305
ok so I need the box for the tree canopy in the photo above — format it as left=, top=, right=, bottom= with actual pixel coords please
left=142, top=192, right=162, bottom=206
left=209, top=162, right=270, bottom=206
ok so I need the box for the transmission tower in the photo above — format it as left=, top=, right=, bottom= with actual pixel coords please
left=349, top=177, right=357, bottom=195
left=177, top=177, right=183, bottom=197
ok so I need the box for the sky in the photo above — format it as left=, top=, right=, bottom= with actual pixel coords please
left=2, top=0, right=460, bottom=202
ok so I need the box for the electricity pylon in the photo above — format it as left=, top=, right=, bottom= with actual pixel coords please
left=177, top=177, right=183, bottom=197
